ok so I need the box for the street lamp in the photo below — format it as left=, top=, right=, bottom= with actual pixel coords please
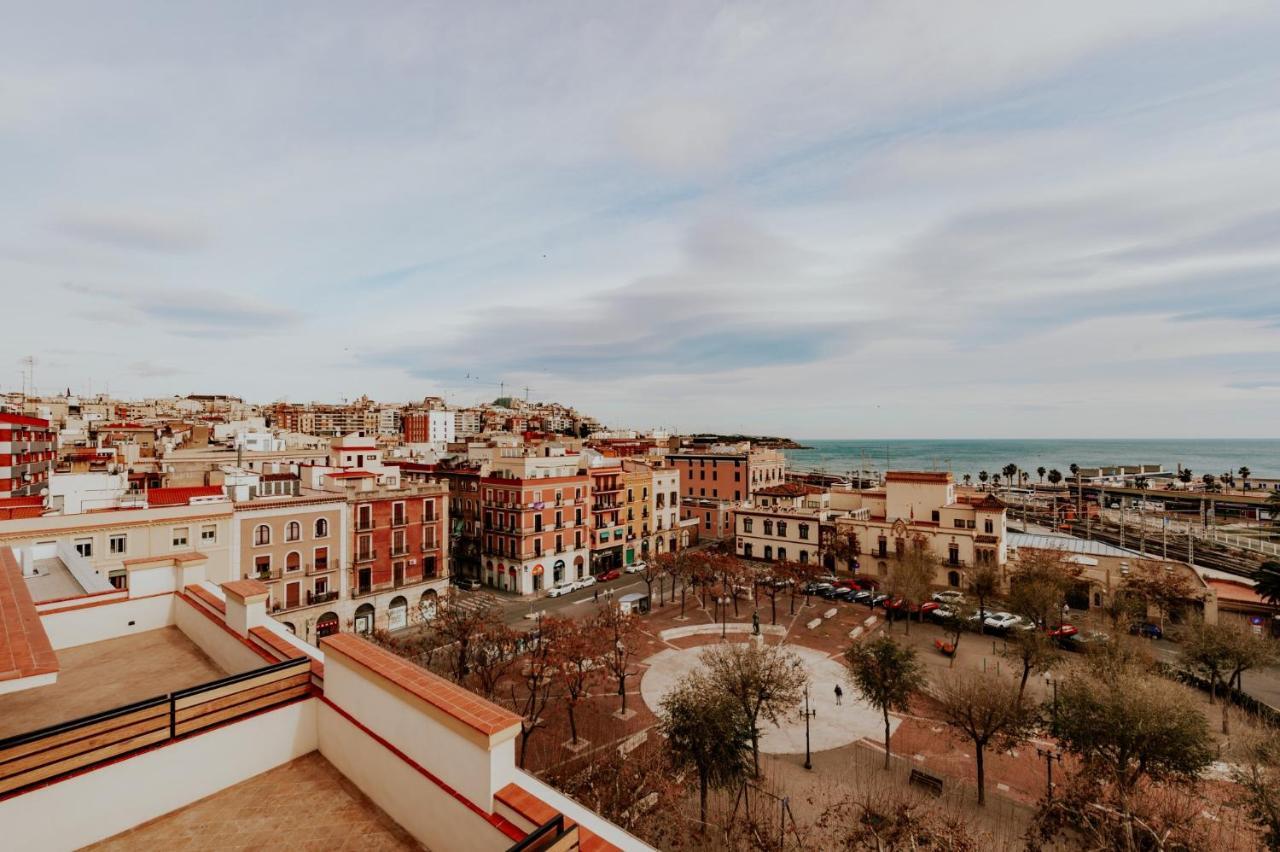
left=1044, top=671, right=1059, bottom=736
left=802, top=685, right=817, bottom=770
left=1035, top=746, right=1062, bottom=801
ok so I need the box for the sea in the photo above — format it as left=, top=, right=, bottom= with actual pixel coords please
left=784, top=439, right=1280, bottom=480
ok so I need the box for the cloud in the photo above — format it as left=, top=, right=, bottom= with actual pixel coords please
left=52, top=211, right=208, bottom=254
left=62, top=282, right=299, bottom=334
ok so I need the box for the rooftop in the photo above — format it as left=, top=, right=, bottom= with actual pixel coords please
left=0, top=548, right=57, bottom=685
left=0, top=626, right=229, bottom=739
left=1007, top=531, right=1145, bottom=558
left=87, top=752, right=423, bottom=851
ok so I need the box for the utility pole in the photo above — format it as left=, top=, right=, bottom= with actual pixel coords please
left=1036, top=747, right=1062, bottom=801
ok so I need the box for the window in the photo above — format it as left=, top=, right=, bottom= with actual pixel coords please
left=734, top=490, right=741, bottom=501
left=777, top=521, right=787, bottom=537
left=800, top=551, right=809, bottom=564
left=423, top=500, right=436, bottom=522
left=948, top=544, right=959, bottom=565
left=984, top=519, right=994, bottom=534
left=777, top=547, right=786, bottom=561
left=74, top=538, right=93, bottom=558
left=315, top=518, right=329, bottom=538
left=285, top=521, right=301, bottom=542
left=954, top=519, right=965, bottom=529
left=744, top=542, right=753, bottom=558
left=254, top=524, right=271, bottom=546
left=109, top=534, right=127, bottom=555
left=763, top=520, right=773, bottom=535
left=743, top=518, right=754, bottom=533
left=173, top=527, right=189, bottom=548
left=931, top=510, right=940, bottom=523
left=201, top=524, right=216, bottom=543
left=254, top=555, right=271, bottom=579
left=314, top=547, right=329, bottom=571
left=798, top=523, right=809, bottom=540
left=392, top=501, right=406, bottom=526
left=286, top=551, right=301, bottom=572
left=764, top=545, right=773, bottom=560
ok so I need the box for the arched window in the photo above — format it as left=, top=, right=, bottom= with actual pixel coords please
left=420, top=589, right=439, bottom=620
left=354, top=603, right=375, bottom=635
left=388, top=596, right=408, bottom=631
left=285, top=551, right=301, bottom=572
left=314, top=518, right=329, bottom=538
left=282, top=621, right=296, bottom=635
left=764, top=545, right=773, bottom=561
left=285, top=521, right=301, bottom=542
left=254, top=524, right=271, bottom=546
left=316, top=612, right=339, bottom=638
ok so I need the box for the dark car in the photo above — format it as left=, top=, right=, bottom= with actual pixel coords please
left=1060, top=630, right=1110, bottom=652
left=830, top=587, right=858, bottom=602
left=1130, top=622, right=1164, bottom=640
left=452, top=576, right=482, bottom=591
left=818, top=585, right=845, bottom=600
left=852, top=589, right=874, bottom=604
left=595, top=569, right=621, bottom=583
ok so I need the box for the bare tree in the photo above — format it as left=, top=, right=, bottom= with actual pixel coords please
left=1183, top=619, right=1278, bottom=734
left=844, top=635, right=926, bottom=770
left=1229, top=720, right=1280, bottom=849
left=468, top=620, right=520, bottom=701
left=555, top=619, right=604, bottom=746
left=932, top=670, right=1035, bottom=805
left=1006, top=547, right=1079, bottom=628
left=699, top=641, right=806, bottom=777
left=434, top=592, right=503, bottom=681
left=593, top=601, right=641, bottom=716
left=814, top=787, right=988, bottom=851
left=1000, top=628, right=1060, bottom=699
left=511, top=615, right=565, bottom=767
left=967, top=562, right=1001, bottom=622
left=1122, top=560, right=1199, bottom=631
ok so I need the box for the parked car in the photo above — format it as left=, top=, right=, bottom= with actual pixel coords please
left=1047, top=624, right=1078, bottom=640
left=851, top=577, right=879, bottom=590
left=929, top=605, right=956, bottom=622
left=595, top=569, right=621, bottom=583
left=918, top=601, right=941, bottom=617
left=932, top=590, right=965, bottom=604
left=452, top=576, right=482, bottom=591
left=871, top=593, right=891, bottom=607
left=818, top=585, right=845, bottom=600
left=547, top=583, right=575, bottom=598
left=982, top=612, right=1028, bottom=633
left=852, top=589, right=874, bottom=603
left=808, top=582, right=834, bottom=596
left=575, top=576, right=597, bottom=590
left=831, top=587, right=858, bottom=602
left=1130, top=622, right=1164, bottom=640
left=1060, top=630, right=1110, bottom=652
left=625, top=561, right=647, bottom=574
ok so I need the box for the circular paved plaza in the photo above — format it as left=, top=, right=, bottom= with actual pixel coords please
left=639, top=641, right=899, bottom=754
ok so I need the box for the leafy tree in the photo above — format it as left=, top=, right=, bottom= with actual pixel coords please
left=1202, top=473, right=1217, bottom=492
left=699, top=641, right=806, bottom=777
left=937, top=606, right=971, bottom=668
left=1053, top=661, right=1213, bottom=795
left=1229, top=721, right=1280, bottom=849
left=844, top=635, right=926, bottom=770
left=1122, top=559, right=1199, bottom=630
left=592, top=601, right=641, bottom=715
left=1178, top=467, right=1193, bottom=485
left=933, top=671, right=1036, bottom=805
left=1006, top=547, right=1080, bottom=628
left=1256, top=561, right=1280, bottom=609
left=1269, top=491, right=1280, bottom=525
left=967, top=562, right=1001, bottom=623
left=660, top=671, right=753, bottom=832
left=1047, top=468, right=1062, bottom=486
left=1185, top=620, right=1278, bottom=734
left=823, top=526, right=861, bottom=575
left=1037, top=466, right=1046, bottom=483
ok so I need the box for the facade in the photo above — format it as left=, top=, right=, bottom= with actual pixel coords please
left=734, top=483, right=834, bottom=566
left=232, top=494, right=347, bottom=642
left=589, top=463, right=626, bottom=572
left=622, top=466, right=650, bottom=568
left=0, top=413, right=55, bottom=498
left=666, top=443, right=786, bottom=539
left=480, top=448, right=591, bottom=595
left=402, top=410, right=456, bottom=445
left=831, top=471, right=1008, bottom=586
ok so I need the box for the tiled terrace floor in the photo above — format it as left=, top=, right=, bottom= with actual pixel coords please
left=86, top=752, right=425, bottom=851
left=0, top=626, right=226, bottom=739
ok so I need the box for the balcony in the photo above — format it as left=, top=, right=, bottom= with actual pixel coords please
left=249, top=568, right=281, bottom=582
left=390, top=546, right=410, bottom=557
left=355, top=549, right=377, bottom=563
left=420, top=541, right=439, bottom=552
left=308, top=589, right=339, bottom=605
left=355, top=520, right=376, bottom=532
left=391, top=517, right=407, bottom=528
left=308, top=561, right=333, bottom=574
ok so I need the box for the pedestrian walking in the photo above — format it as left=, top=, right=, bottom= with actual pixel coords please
left=834, top=684, right=843, bottom=706
left=594, top=588, right=599, bottom=602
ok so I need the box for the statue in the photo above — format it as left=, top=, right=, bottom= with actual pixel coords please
left=752, top=610, right=761, bottom=636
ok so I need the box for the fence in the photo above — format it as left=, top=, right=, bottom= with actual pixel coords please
left=506, top=813, right=580, bottom=852
left=0, top=656, right=311, bottom=796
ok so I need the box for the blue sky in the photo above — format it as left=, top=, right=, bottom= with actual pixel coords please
left=3, top=1, right=1280, bottom=437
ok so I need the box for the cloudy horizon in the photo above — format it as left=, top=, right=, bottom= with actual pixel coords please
left=3, top=2, right=1280, bottom=438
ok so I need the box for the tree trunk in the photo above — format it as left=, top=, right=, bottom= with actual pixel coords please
left=1019, top=662, right=1031, bottom=699
left=680, top=588, right=686, bottom=617
left=619, top=675, right=627, bottom=714
left=1221, top=693, right=1230, bottom=735
left=904, top=608, right=911, bottom=635
left=568, top=703, right=579, bottom=744
left=751, top=729, right=761, bottom=777
left=771, top=594, right=777, bottom=625
left=519, top=728, right=532, bottom=768
left=699, top=774, right=709, bottom=833
left=975, top=746, right=986, bottom=805
left=883, top=709, right=892, bottom=770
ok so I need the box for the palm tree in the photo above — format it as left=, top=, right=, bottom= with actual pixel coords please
left=1268, top=490, right=1280, bottom=525
left=962, top=473, right=972, bottom=487
left=1135, top=476, right=1148, bottom=492
left=1047, top=469, right=1062, bottom=486
left=1203, top=473, right=1217, bottom=492
left=1256, top=561, right=1280, bottom=607
left=1069, top=463, right=1079, bottom=477
left=992, top=474, right=1002, bottom=487
left=1239, top=466, right=1251, bottom=490
left=1037, top=466, right=1046, bottom=484
left=1002, top=463, right=1018, bottom=486
left=978, top=470, right=989, bottom=489
left=1179, top=468, right=1194, bottom=486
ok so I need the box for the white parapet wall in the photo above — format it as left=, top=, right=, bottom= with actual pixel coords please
left=0, top=698, right=318, bottom=851
left=174, top=590, right=271, bottom=674
left=39, top=594, right=176, bottom=650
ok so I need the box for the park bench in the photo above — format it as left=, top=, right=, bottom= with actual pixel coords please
left=933, top=638, right=956, bottom=657
left=909, top=768, right=944, bottom=796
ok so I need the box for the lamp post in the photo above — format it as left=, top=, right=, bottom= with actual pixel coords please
left=1036, top=746, right=1062, bottom=801
left=1044, top=671, right=1059, bottom=736
left=802, top=685, right=817, bottom=770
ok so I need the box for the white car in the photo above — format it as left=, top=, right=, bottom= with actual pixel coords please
left=983, top=612, right=1031, bottom=633
left=932, top=591, right=965, bottom=604
left=625, top=561, right=646, bottom=574
left=547, top=583, right=575, bottom=598
left=575, top=576, right=597, bottom=590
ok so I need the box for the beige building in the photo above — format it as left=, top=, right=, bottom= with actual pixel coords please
left=231, top=494, right=347, bottom=642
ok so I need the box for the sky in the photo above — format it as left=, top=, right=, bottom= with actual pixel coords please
left=3, top=1, right=1280, bottom=438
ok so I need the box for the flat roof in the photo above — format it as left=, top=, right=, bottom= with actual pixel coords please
left=1007, top=531, right=1144, bottom=558
left=0, top=548, right=57, bottom=684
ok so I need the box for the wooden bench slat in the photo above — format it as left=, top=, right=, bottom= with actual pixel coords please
left=0, top=728, right=170, bottom=795
left=0, top=703, right=168, bottom=766
left=174, top=684, right=310, bottom=737
left=172, top=662, right=306, bottom=710
left=174, top=673, right=311, bottom=723
left=0, top=714, right=169, bottom=780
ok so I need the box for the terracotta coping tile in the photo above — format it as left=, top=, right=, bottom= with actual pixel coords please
left=184, top=584, right=226, bottom=614
left=321, top=633, right=520, bottom=736
left=0, top=547, right=59, bottom=681
left=221, top=579, right=269, bottom=600
left=494, top=782, right=621, bottom=852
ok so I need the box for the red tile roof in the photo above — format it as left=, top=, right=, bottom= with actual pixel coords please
left=0, top=547, right=58, bottom=682
left=322, top=633, right=521, bottom=737
left=221, top=579, right=269, bottom=600
left=185, top=584, right=226, bottom=614
left=146, top=486, right=225, bottom=506
left=1207, top=578, right=1268, bottom=605
left=495, top=783, right=621, bottom=852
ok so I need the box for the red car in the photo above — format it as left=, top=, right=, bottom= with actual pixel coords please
left=1047, top=624, right=1078, bottom=639
left=595, top=569, right=621, bottom=583
left=918, top=601, right=941, bottom=616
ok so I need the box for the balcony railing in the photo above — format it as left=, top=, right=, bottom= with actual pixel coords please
left=355, top=549, right=377, bottom=563
left=355, top=520, right=376, bottom=532
left=391, top=516, right=407, bottom=527
left=308, top=589, right=339, bottom=605
left=390, top=546, right=409, bottom=557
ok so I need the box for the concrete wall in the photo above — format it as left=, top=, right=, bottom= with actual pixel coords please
left=40, top=594, right=175, bottom=650
left=317, top=703, right=511, bottom=852
left=174, top=594, right=269, bottom=673
left=0, top=699, right=317, bottom=851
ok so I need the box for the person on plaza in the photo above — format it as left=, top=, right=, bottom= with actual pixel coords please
left=834, top=684, right=843, bottom=706
left=594, top=587, right=599, bottom=602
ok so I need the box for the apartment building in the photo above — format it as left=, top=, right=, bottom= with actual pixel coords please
left=392, top=460, right=484, bottom=581
left=622, top=466, right=650, bottom=567
left=735, top=484, right=834, bottom=566
left=0, top=413, right=55, bottom=498
left=402, top=410, right=456, bottom=445
left=831, top=471, right=1009, bottom=587
left=666, top=443, right=786, bottom=539
left=232, top=492, right=347, bottom=643
left=480, top=447, right=590, bottom=594
left=588, top=463, right=626, bottom=572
